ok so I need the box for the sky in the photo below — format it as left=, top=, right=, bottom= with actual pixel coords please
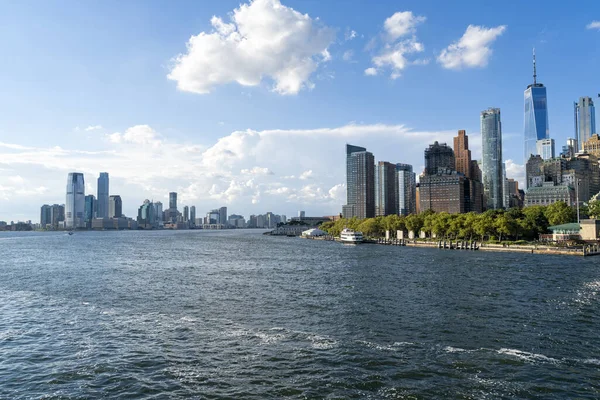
left=0, top=0, right=599, bottom=223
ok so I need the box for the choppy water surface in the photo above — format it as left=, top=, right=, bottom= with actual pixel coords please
left=1, top=230, right=599, bottom=399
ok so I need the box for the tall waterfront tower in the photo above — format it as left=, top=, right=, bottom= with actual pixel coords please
left=66, top=172, right=85, bottom=228
left=169, top=192, right=177, bottom=211
left=523, top=49, right=549, bottom=163
left=344, top=144, right=375, bottom=219
left=97, top=172, right=109, bottom=218
left=575, top=96, right=596, bottom=151
left=481, top=108, right=503, bottom=210
left=453, top=130, right=471, bottom=178
left=396, top=163, right=416, bottom=216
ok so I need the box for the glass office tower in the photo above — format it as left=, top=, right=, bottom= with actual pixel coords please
left=66, top=172, right=85, bottom=228
left=575, top=96, right=596, bottom=151
left=481, top=108, right=503, bottom=210
left=523, top=50, right=549, bottom=163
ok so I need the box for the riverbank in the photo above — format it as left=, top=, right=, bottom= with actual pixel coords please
left=372, top=238, right=600, bottom=257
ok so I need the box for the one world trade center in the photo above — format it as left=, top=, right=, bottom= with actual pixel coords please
left=523, top=49, right=549, bottom=163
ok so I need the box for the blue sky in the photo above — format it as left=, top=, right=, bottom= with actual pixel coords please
left=0, top=0, right=599, bottom=222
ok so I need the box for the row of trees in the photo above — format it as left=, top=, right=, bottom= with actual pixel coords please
left=320, top=201, right=580, bottom=242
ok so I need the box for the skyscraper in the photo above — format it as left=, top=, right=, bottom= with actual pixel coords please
left=153, top=202, right=163, bottom=224
left=190, top=206, right=196, bottom=227
left=523, top=49, right=549, bottom=162
left=109, top=195, right=122, bottom=218
left=183, top=206, right=189, bottom=222
left=344, top=144, right=375, bottom=219
left=169, top=192, right=177, bottom=211
left=481, top=108, right=503, bottom=210
left=40, top=204, right=52, bottom=228
left=424, top=142, right=455, bottom=175
left=453, top=130, right=484, bottom=213
left=219, top=207, right=228, bottom=225
left=575, top=96, right=596, bottom=151
left=375, top=161, right=397, bottom=216
left=396, top=163, right=416, bottom=216
left=453, top=130, right=471, bottom=178
left=84, top=195, right=95, bottom=227
left=66, top=172, right=85, bottom=228
left=97, top=172, right=109, bottom=218
left=536, top=138, right=555, bottom=160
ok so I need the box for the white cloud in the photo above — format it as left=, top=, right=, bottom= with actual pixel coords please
left=587, top=21, right=600, bottom=30
left=364, top=67, right=378, bottom=76
left=383, top=11, right=426, bottom=41
left=8, top=175, right=24, bottom=184
left=84, top=125, right=103, bottom=132
left=345, top=29, right=357, bottom=41
left=366, top=11, right=426, bottom=79
left=504, top=159, right=525, bottom=189
left=437, top=25, right=506, bottom=69
left=299, top=170, right=314, bottom=180
left=167, top=0, right=335, bottom=95
left=107, top=125, right=162, bottom=146
left=241, top=166, right=274, bottom=175
left=372, top=39, right=424, bottom=79
left=342, top=50, right=354, bottom=62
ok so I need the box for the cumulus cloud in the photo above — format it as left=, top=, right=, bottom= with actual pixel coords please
left=437, top=25, right=506, bottom=69
left=344, top=29, right=357, bottom=41
left=299, top=170, right=314, bottom=180
left=167, top=0, right=335, bottom=95
left=107, top=125, right=162, bottom=146
left=504, top=159, right=525, bottom=189
left=241, top=166, right=274, bottom=175
left=0, top=122, right=461, bottom=221
left=587, top=21, right=600, bottom=30
left=364, top=67, right=378, bottom=76
left=366, top=11, right=426, bottom=79
left=383, top=11, right=426, bottom=41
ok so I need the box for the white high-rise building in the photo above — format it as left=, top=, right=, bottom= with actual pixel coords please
left=536, top=138, right=555, bottom=160
left=66, top=172, right=85, bottom=228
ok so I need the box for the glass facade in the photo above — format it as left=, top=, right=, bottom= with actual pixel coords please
left=575, top=97, right=596, bottom=151
left=66, top=172, right=85, bottom=228
left=523, top=84, right=549, bottom=162
left=536, top=138, right=555, bottom=160
left=396, top=163, right=416, bottom=216
left=481, top=108, right=503, bottom=210
left=97, top=172, right=109, bottom=219
left=345, top=144, right=375, bottom=219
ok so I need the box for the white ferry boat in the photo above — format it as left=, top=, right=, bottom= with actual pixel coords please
left=340, top=228, right=363, bottom=244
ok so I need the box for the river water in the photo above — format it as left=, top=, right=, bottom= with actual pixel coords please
left=1, top=230, right=599, bottom=399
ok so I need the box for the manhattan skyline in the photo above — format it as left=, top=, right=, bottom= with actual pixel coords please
left=0, top=0, right=599, bottom=222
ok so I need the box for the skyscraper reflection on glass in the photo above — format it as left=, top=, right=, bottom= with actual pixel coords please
left=481, top=108, right=503, bottom=210
left=523, top=50, right=549, bottom=163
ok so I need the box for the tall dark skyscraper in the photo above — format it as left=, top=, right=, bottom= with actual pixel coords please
left=482, top=108, right=503, bottom=210
left=523, top=49, right=549, bottom=162
left=424, top=142, right=455, bottom=175
left=343, top=144, right=375, bottom=219
left=375, top=161, right=397, bottom=216
left=169, top=192, right=177, bottom=211
left=97, top=172, right=109, bottom=219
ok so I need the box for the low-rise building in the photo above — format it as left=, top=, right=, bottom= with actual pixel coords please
left=524, top=184, right=575, bottom=207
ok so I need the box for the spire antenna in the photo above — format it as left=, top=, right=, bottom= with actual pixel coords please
left=533, top=48, right=537, bottom=85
